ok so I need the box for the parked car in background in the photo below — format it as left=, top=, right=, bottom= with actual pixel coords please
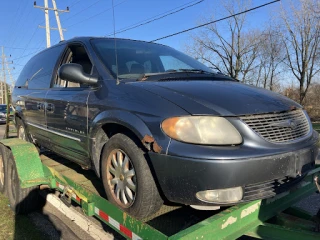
left=0, top=104, right=12, bottom=124
left=12, top=37, right=319, bottom=219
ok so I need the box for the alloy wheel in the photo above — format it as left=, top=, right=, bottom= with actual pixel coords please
left=106, top=149, right=136, bottom=208
left=18, top=126, right=26, bottom=141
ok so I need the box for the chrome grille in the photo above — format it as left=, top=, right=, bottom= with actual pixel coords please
left=240, top=110, right=310, bottom=143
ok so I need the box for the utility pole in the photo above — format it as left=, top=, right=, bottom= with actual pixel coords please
left=52, top=0, right=65, bottom=41
left=0, top=47, right=15, bottom=139
left=34, top=1, right=69, bottom=48
left=1, top=47, right=5, bottom=104
left=0, top=47, right=13, bottom=105
left=5, top=60, right=15, bottom=93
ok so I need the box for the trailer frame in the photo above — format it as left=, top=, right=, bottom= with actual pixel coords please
left=0, top=138, right=319, bottom=239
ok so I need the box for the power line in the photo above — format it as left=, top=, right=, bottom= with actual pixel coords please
left=0, top=46, right=40, bottom=50
left=12, top=49, right=43, bottom=62
left=14, top=27, right=41, bottom=65
left=4, top=1, right=29, bottom=47
left=151, top=0, right=280, bottom=42
left=61, top=0, right=102, bottom=22
left=106, top=0, right=204, bottom=36
left=69, top=0, right=81, bottom=8
left=65, top=0, right=127, bottom=29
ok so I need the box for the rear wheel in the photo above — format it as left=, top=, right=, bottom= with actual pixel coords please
left=16, top=118, right=27, bottom=141
left=0, top=145, right=6, bottom=194
left=101, top=133, right=163, bottom=219
left=6, top=150, right=42, bottom=214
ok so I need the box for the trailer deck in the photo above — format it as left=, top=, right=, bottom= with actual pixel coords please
left=1, top=138, right=320, bottom=239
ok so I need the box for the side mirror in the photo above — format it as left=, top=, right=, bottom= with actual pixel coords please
left=58, top=63, right=98, bottom=86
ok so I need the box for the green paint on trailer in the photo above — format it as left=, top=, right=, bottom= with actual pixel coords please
left=0, top=139, right=48, bottom=188
left=169, top=173, right=319, bottom=240
left=2, top=138, right=319, bottom=239
left=283, top=207, right=314, bottom=221
left=272, top=212, right=318, bottom=232
left=41, top=163, right=168, bottom=240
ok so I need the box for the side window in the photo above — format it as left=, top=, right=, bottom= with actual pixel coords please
left=27, top=45, right=65, bottom=89
left=54, top=44, right=93, bottom=88
left=159, top=55, right=192, bottom=71
left=15, top=57, right=36, bottom=87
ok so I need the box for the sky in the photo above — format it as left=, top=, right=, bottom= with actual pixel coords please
left=0, top=0, right=281, bottom=83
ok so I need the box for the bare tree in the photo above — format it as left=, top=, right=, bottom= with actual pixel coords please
left=186, top=0, right=261, bottom=82
left=257, top=27, right=285, bottom=91
left=280, top=0, right=320, bottom=104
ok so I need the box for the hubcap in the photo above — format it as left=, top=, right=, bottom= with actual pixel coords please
left=0, top=155, right=4, bottom=186
left=107, top=149, right=136, bottom=208
left=18, top=126, right=25, bottom=141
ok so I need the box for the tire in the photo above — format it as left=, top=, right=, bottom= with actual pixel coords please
left=0, top=145, right=7, bottom=195
left=16, top=118, right=41, bottom=153
left=101, top=133, right=163, bottom=219
left=6, top=151, right=42, bottom=214
left=16, top=118, right=27, bottom=141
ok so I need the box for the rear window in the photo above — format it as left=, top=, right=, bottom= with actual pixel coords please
left=15, top=44, right=65, bottom=89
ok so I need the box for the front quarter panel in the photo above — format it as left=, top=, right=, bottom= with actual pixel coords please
left=87, top=80, right=189, bottom=175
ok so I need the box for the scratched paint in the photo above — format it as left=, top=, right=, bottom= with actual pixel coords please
left=221, top=216, right=237, bottom=229
left=240, top=202, right=261, bottom=219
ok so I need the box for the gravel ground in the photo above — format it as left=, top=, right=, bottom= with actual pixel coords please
left=30, top=199, right=95, bottom=240
left=295, top=193, right=320, bottom=216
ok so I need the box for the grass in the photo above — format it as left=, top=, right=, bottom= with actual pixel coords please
left=0, top=193, right=44, bottom=240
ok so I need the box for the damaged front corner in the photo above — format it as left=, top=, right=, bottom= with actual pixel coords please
left=141, top=135, right=162, bottom=153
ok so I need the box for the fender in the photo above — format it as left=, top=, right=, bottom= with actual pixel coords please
left=0, top=139, right=49, bottom=188
left=89, top=110, right=153, bottom=140
left=89, top=110, right=162, bottom=177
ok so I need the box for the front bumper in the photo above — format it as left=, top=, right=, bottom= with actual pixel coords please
left=149, top=141, right=319, bottom=206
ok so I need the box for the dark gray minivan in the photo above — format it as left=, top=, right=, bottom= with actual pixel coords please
left=12, top=37, right=319, bottom=219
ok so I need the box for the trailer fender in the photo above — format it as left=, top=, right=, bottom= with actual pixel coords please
left=0, top=138, right=48, bottom=188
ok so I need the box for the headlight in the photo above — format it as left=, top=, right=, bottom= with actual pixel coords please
left=161, top=116, right=242, bottom=145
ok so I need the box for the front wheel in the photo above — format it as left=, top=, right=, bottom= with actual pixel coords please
left=101, top=133, right=163, bottom=219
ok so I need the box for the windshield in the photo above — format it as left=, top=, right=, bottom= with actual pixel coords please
left=91, top=39, right=214, bottom=80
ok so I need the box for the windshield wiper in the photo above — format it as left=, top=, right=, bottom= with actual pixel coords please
left=136, top=69, right=223, bottom=81
left=177, top=68, right=214, bottom=74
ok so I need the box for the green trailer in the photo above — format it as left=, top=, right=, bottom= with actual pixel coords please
left=0, top=138, right=319, bottom=240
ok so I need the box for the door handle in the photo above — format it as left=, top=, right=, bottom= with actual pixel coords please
left=46, top=103, right=54, bottom=112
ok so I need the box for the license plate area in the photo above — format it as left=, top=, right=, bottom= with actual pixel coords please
left=295, top=148, right=315, bottom=176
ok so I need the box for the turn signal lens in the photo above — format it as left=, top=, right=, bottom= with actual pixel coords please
left=196, top=187, right=243, bottom=203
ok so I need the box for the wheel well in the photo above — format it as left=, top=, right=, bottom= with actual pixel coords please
left=93, top=123, right=167, bottom=202
left=102, top=123, right=141, bottom=142
left=92, top=123, right=145, bottom=177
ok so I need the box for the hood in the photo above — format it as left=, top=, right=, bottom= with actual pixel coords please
left=133, top=80, right=301, bottom=116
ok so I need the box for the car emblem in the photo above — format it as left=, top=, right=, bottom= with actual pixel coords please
left=269, top=119, right=300, bottom=129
